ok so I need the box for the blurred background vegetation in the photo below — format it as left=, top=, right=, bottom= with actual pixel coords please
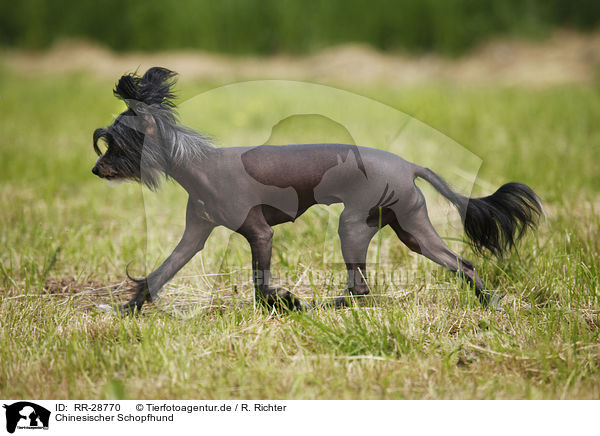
left=1, top=0, right=599, bottom=55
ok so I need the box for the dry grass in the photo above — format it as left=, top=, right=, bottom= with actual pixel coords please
left=3, top=29, right=600, bottom=86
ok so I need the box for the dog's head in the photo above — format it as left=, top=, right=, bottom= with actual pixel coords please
left=92, top=67, right=180, bottom=189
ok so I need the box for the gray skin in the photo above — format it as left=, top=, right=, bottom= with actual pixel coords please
left=95, top=142, right=488, bottom=312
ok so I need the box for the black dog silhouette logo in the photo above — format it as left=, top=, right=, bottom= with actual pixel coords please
left=3, top=402, right=50, bottom=433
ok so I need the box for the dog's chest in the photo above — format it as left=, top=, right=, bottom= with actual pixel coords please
left=194, top=199, right=218, bottom=224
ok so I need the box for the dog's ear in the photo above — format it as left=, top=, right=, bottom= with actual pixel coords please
left=114, top=67, right=177, bottom=108
left=126, top=100, right=159, bottom=139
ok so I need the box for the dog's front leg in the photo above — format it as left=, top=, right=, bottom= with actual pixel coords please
left=114, top=201, right=215, bottom=315
left=238, top=207, right=303, bottom=311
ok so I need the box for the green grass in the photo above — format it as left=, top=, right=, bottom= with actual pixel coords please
left=1, top=68, right=599, bottom=399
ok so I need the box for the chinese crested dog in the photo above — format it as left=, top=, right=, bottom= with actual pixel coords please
left=92, top=67, right=542, bottom=313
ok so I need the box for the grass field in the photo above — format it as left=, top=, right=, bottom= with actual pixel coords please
left=1, top=65, right=599, bottom=399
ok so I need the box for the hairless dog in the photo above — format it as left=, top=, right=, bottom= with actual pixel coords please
left=92, top=67, right=542, bottom=313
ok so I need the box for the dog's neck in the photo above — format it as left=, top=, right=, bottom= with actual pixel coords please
left=165, top=149, right=219, bottom=199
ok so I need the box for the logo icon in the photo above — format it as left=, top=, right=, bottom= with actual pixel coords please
left=3, top=402, right=50, bottom=434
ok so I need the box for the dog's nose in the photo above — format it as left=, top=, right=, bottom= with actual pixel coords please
left=92, top=166, right=100, bottom=176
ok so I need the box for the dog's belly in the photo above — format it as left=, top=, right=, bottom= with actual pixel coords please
left=257, top=190, right=338, bottom=226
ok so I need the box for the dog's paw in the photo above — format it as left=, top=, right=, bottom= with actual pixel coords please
left=274, top=288, right=305, bottom=311
left=96, top=302, right=140, bottom=316
left=478, top=290, right=506, bottom=312
left=319, top=295, right=352, bottom=308
left=319, top=291, right=374, bottom=308
left=259, top=287, right=306, bottom=311
left=97, top=303, right=117, bottom=313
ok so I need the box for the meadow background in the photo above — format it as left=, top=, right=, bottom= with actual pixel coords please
left=2, top=0, right=600, bottom=55
left=1, top=1, right=599, bottom=399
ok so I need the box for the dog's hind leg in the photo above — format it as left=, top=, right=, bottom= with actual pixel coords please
left=237, top=206, right=303, bottom=311
left=390, top=200, right=501, bottom=308
left=333, top=207, right=380, bottom=305
left=114, top=199, right=215, bottom=315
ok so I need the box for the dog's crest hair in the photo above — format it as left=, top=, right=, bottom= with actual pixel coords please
left=114, top=67, right=178, bottom=108
left=95, top=67, right=214, bottom=190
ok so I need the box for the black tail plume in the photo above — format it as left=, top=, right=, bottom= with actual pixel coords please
left=462, top=182, right=543, bottom=257
left=416, top=168, right=543, bottom=257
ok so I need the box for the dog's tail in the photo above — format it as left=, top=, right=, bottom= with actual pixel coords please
left=414, top=167, right=543, bottom=257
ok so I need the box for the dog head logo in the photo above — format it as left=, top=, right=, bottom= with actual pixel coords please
left=3, top=402, right=50, bottom=433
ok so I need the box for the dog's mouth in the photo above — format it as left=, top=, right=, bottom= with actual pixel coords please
left=94, top=171, right=127, bottom=185
left=93, top=170, right=118, bottom=180
left=103, top=174, right=125, bottom=182
left=106, top=178, right=125, bottom=187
